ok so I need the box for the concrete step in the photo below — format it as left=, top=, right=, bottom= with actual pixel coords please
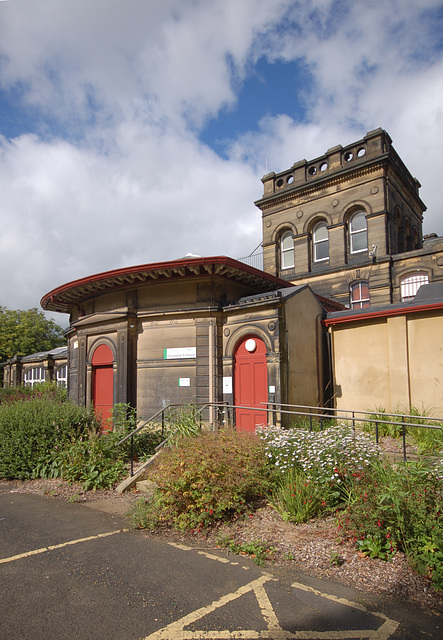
left=116, top=448, right=163, bottom=493
left=135, top=480, right=157, bottom=496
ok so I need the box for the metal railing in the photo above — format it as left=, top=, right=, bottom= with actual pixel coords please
left=116, top=402, right=230, bottom=477
left=260, top=402, right=443, bottom=462
left=117, top=400, right=442, bottom=475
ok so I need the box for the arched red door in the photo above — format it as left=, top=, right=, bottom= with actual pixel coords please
left=92, top=344, right=114, bottom=431
left=234, top=335, right=268, bottom=432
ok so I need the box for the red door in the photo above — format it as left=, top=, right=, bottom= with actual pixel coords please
left=234, top=336, right=268, bottom=432
left=92, top=344, right=114, bottom=431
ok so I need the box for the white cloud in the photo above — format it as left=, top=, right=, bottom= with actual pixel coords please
left=0, top=0, right=442, bottom=320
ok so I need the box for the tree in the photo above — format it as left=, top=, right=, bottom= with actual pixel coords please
left=0, top=307, right=66, bottom=364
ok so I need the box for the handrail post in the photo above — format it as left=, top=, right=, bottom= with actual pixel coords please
left=402, top=424, right=407, bottom=461
left=130, top=434, right=134, bottom=477
left=161, top=410, right=165, bottom=437
left=375, top=422, right=379, bottom=445
left=309, top=410, right=312, bottom=432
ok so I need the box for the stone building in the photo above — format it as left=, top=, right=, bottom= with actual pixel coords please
left=6, top=129, right=443, bottom=419
left=255, top=128, right=443, bottom=309
left=3, top=346, right=68, bottom=388
left=40, top=256, right=340, bottom=429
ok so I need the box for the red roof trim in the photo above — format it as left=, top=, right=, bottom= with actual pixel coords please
left=324, top=301, right=443, bottom=327
left=41, top=256, right=289, bottom=312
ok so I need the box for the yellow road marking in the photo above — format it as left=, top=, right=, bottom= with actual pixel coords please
left=197, top=551, right=231, bottom=564
left=291, top=581, right=368, bottom=612
left=292, top=582, right=399, bottom=640
left=0, top=529, right=128, bottom=564
left=142, top=574, right=400, bottom=640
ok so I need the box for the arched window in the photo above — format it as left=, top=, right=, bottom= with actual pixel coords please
left=349, top=211, right=368, bottom=254
left=313, top=221, right=329, bottom=262
left=23, top=366, right=45, bottom=387
left=400, top=272, right=429, bottom=302
left=280, top=232, right=294, bottom=269
left=350, top=281, right=370, bottom=308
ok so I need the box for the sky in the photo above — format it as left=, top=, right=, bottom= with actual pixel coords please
left=0, top=0, right=442, bottom=325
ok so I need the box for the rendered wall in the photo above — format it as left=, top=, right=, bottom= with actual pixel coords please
left=330, top=311, right=443, bottom=414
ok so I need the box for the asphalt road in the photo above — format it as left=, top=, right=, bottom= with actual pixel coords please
left=0, top=488, right=441, bottom=640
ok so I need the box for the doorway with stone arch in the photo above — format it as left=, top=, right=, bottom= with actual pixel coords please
left=233, top=335, right=268, bottom=432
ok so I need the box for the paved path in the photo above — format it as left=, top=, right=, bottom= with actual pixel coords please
left=0, top=489, right=440, bottom=640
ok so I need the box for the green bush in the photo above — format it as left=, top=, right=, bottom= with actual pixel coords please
left=0, top=396, right=97, bottom=479
left=35, top=434, right=126, bottom=490
left=340, top=459, right=443, bottom=590
left=129, top=429, right=274, bottom=531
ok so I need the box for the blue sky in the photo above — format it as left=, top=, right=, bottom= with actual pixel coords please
left=0, top=0, right=442, bottom=320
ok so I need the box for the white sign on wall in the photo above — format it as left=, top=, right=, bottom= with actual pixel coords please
left=223, top=377, right=232, bottom=393
left=179, top=378, right=190, bottom=387
left=164, top=347, right=196, bottom=360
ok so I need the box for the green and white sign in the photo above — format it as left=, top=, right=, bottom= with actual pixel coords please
left=164, top=347, right=196, bottom=360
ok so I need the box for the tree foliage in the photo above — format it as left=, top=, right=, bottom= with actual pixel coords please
left=0, top=307, right=66, bottom=363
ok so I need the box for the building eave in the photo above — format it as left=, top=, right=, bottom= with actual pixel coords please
left=40, top=256, right=289, bottom=313
left=324, top=301, right=443, bottom=327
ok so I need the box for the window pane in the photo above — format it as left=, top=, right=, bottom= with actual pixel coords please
left=282, top=251, right=293, bottom=268
left=315, top=240, right=329, bottom=261
left=360, top=282, right=369, bottom=297
left=314, top=224, right=328, bottom=242
left=281, top=234, right=293, bottom=251
left=350, top=212, right=366, bottom=232
left=351, top=229, right=368, bottom=252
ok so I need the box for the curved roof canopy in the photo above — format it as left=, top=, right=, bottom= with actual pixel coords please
left=41, top=256, right=289, bottom=313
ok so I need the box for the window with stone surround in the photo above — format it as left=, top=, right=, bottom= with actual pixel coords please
left=400, top=272, right=429, bottom=302
left=313, top=221, right=329, bottom=262
left=350, top=281, right=370, bottom=308
left=280, top=231, right=294, bottom=269
left=349, top=211, right=368, bottom=254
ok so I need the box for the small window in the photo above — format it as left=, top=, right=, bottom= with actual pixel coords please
left=349, top=211, right=368, bottom=254
left=280, top=232, right=294, bottom=269
left=400, top=272, right=429, bottom=302
left=56, top=364, right=68, bottom=388
left=313, top=221, right=329, bottom=262
left=350, top=281, right=370, bottom=309
left=23, top=366, right=46, bottom=387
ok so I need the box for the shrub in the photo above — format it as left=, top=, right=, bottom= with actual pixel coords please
left=340, top=459, right=443, bottom=590
left=0, top=396, right=97, bottom=479
left=39, top=434, right=126, bottom=490
left=129, top=429, right=273, bottom=531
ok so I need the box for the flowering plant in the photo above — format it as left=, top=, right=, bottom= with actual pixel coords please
left=257, top=424, right=381, bottom=496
